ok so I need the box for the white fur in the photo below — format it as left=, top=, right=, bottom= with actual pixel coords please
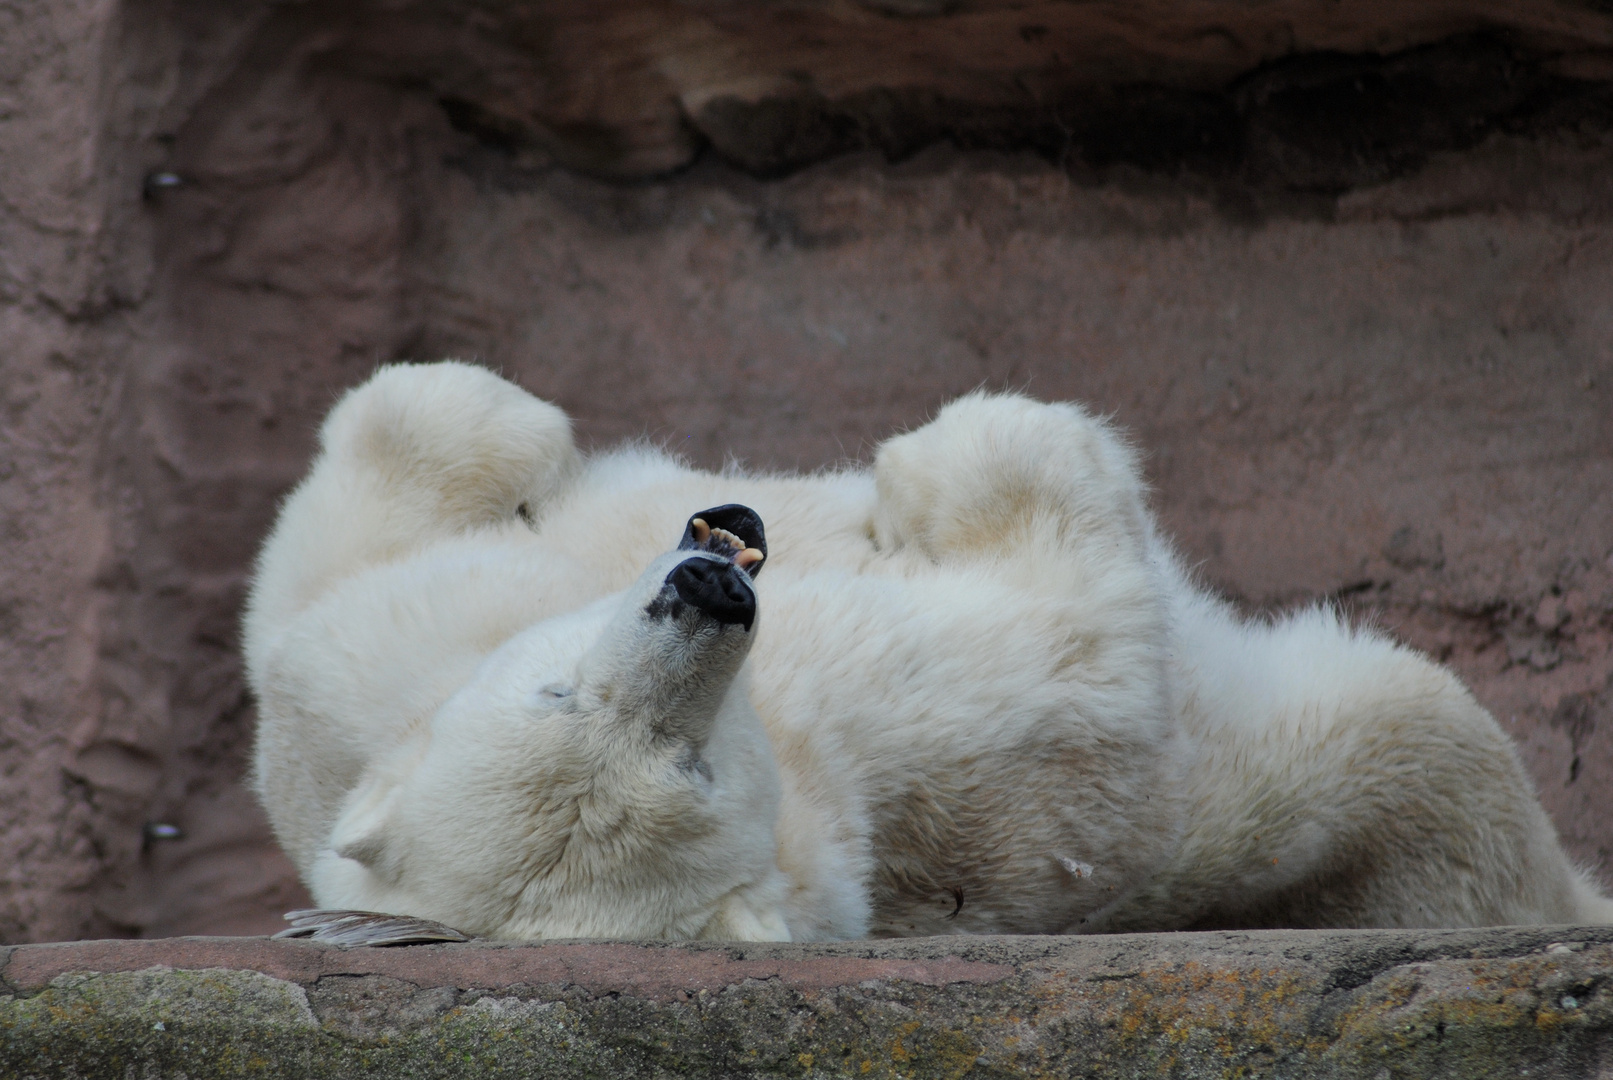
left=245, top=361, right=1613, bottom=941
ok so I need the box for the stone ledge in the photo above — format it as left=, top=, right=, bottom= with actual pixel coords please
left=2, top=927, right=1611, bottom=1078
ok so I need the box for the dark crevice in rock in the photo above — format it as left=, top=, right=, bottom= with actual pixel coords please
left=688, top=36, right=1613, bottom=191
left=438, top=97, right=528, bottom=156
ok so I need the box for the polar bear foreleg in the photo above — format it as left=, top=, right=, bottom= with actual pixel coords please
left=244, top=362, right=577, bottom=655
left=871, top=392, right=1157, bottom=597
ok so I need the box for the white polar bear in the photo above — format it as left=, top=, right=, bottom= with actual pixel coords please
left=244, top=361, right=1613, bottom=943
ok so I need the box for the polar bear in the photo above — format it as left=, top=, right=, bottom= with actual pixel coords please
left=244, top=361, right=1613, bottom=943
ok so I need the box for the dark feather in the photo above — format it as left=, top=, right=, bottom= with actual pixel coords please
left=274, top=908, right=472, bottom=947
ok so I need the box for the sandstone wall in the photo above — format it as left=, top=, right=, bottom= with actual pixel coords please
left=1, top=0, right=1611, bottom=942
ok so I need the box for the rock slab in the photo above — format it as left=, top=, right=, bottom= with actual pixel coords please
left=2, top=928, right=1611, bottom=1078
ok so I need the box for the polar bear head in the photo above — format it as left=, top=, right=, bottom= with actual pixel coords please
left=309, top=507, right=793, bottom=941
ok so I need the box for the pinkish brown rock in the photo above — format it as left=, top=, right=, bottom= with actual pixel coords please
left=1, top=0, right=1612, bottom=944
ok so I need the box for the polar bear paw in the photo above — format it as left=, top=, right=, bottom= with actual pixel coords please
left=321, top=361, right=579, bottom=530
left=872, top=391, right=1148, bottom=562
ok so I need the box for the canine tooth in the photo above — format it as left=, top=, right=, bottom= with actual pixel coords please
left=690, top=519, right=710, bottom=543
left=736, top=548, right=764, bottom=569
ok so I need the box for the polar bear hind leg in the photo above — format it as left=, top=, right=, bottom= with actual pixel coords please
left=1110, top=600, right=1613, bottom=930
left=1249, top=610, right=1613, bottom=928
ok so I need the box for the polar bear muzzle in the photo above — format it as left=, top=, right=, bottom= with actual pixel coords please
left=666, top=558, right=756, bottom=629
left=644, top=504, right=768, bottom=630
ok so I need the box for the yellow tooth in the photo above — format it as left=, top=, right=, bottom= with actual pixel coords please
left=736, top=548, right=764, bottom=569
left=690, top=519, right=710, bottom=543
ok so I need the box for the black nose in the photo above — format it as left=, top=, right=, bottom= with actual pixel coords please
left=668, top=557, right=756, bottom=629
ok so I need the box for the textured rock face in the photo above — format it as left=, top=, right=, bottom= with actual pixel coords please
left=1, top=0, right=1612, bottom=943
left=3, top=928, right=1613, bottom=1078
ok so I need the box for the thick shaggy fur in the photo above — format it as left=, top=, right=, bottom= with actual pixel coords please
left=245, top=362, right=1613, bottom=941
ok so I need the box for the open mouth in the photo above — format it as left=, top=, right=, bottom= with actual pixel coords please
left=641, top=505, right=770, bottom=630
left=677, top=504, right=766, bottom=578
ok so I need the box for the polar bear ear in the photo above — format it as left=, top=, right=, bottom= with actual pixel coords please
left=329, top=777, right=405, bottom=885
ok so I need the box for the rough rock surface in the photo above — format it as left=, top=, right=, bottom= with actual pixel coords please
left=1, top=0, right=1611, bottom=943
left=4, top=928, right=1613, bottom=1078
